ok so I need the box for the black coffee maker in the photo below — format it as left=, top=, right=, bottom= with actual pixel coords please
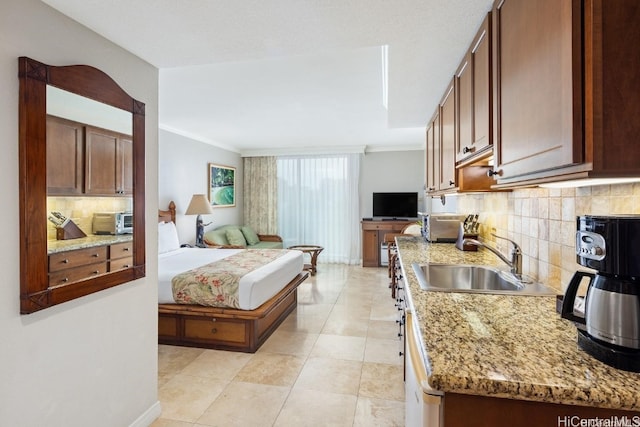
left=561, top=215, right=640, bottom=372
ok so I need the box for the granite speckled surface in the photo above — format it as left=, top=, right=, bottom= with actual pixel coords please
left=48, top=234, right=133, bottom=254
left=396, top=236, right=640, bottom=412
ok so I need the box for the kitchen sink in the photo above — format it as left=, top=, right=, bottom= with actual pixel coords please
left=412, top=263, right=558, bottom=295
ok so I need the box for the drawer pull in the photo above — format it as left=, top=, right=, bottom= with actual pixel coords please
left=211, top=318, right=217, bottom=322
left=93, top=270, right=100, bottom=274
left=62, top=277, right=69, bottom=283
left=62, top=259, right=69, bottom=264
left=123, top=247, right=130, bottom=252
left=122, top=264, right=130, bottom=268
left=211, top=328, right=217, bottom=334
left=92, top=254, right=100, bottom=258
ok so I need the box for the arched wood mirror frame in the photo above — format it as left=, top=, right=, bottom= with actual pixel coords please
left=19, top=57, right=146, bottom=314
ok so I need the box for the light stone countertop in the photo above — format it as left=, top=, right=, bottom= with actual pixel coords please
left=396, top=236, right=640, bottom=412
left=48, top=234, right=133, bottom=254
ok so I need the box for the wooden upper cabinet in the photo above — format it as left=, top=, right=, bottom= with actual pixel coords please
left=85, top=126, right=132, bottom=195
left=47, top=116, right=84, bottom=195
left=425, top=121, right=436, bottom=193
left=493, top=0, right=581, bottom=181
left=471, top=14, right=492, bottom=157
left=456, top=13, right=493, bottom=165
left=432, top=109, right=441, bottom=192
left=118, top=136, right=133, bottom=194
left=439, top=80, right=456, bottom=191
left=492, top=0, right=640, bottom=185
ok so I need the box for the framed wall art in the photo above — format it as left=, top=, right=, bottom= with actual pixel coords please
left=208, top=163, right=236, bottom=207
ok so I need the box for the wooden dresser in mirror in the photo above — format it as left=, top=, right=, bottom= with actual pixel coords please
left=19, top=57, right=146, bottom=314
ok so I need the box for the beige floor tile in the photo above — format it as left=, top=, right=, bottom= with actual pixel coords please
left=258, top=330, right=319, bottom=356
left=277, top=313, right=328, bottom=334
left=158, top=344, right=205, bottom=377
left=310, top=334, right=366, bottom=361
left=180, top=349, right=253, bottom=380
left=321, top=315, right=369, bottom=337
left=292, top=302, right=334, bottom=318
left=293, top=356, right=362, bottom=395
left=150, top=418, right=194, bottom=427
left=330, top=303, right=372, bottom=320
left=359, top=362, right=405, bottom=401
left=297, top=282, right=341, bottom=304
left=274, top=388, right=357, bottom=427
left=369, top=302, right=400, bottom=321
left=367, top=320, right=400, bottom=340
left=364, top=337, right=403, bottom=365
left=196, top=381, right=290, bottom=427
left=353, top=396, right=405, bottom=427
left=234, top=352, right=306, bottom=386
left=158, top=374, right=228, bottom=422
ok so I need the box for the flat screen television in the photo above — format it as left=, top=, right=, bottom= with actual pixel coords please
left=373, top=192, right=418, bottom=218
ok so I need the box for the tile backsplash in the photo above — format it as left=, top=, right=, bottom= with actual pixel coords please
left=47, top=197, right=132, bottom=240
left=456, top=183, right=640, bottom=292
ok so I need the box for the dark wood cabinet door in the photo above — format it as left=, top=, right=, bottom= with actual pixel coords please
left=439, top=80, right=456, bottom=190
left=456, top=53, right=473, bottom=163
left=493, top=0, right=582, bottom=180
left=456, top=13, right=492, bottom=165
left=117, top=136, right=133, bottom=194
left=85, top=126, right=118, bottom=195
left=362, top=229, right=379, bottom=267
left=471, top=15, right=492, bottom=156
left=46, top=116, right=84, bottom=195
left=425, top=122, right=436, bottom=193
left=432, top=110, right=441, bottom=191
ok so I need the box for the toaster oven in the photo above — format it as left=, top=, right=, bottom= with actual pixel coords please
left=421, top=213, right=466, bottom=242
left=92, top=212, right=133, bottom=235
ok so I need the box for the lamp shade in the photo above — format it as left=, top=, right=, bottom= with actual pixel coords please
left=185, top=194, right=214, bottom=215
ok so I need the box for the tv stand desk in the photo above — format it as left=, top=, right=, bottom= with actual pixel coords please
left=361, top=219, right=414, bottom=267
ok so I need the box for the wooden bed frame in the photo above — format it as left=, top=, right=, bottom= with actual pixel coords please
left=157, top=201, right=308, bottom=352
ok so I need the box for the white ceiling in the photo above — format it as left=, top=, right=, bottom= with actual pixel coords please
left=41, top=0, right=493, bottom=155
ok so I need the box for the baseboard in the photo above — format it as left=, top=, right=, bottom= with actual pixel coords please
left=129, top=401, right=162, bottom=427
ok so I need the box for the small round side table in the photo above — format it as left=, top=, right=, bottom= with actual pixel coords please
left=288, top=245, right=324, bottom=275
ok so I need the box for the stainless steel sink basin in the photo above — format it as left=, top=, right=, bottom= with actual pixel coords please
left=412, top=263, right=558, bottom=295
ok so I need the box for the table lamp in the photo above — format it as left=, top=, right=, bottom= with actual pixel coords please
left=185, top=194, right=214, bottom=247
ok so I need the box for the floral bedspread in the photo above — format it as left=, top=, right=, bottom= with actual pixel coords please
left=172, top=249, right=288, bottom=308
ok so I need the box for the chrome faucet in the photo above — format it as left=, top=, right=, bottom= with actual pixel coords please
left=463, top=234, right=523, bottom=277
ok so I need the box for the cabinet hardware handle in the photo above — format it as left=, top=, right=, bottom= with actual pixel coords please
left=92, top=254, right=99, bottom=257
left=62, top=278, right=69, bottom=282
left=399, top=351, right=404, bottom=357
left=487, top=169, right=503, bottom=177
left=463, top=146, right=474, bottom=154
left=211, top=318, right=217, bottom=322
left=211, top=328, right=217, bottom=334
left=93, top=270, right=100, bottom=274
left=62, top=259, right=69, bottom=264
left=123, top=247, right=130, bottom=251
left=122, top=264, right=130, bottom=268
left=427, top=187, right=435, bottom=191
left=449, top=180, right=455, bottom=186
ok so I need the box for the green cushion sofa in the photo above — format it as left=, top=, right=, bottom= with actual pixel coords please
left=203, top=225, right=283, bottom=249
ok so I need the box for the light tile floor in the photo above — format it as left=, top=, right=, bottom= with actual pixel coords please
left=153, top=264, right=405, bottom=427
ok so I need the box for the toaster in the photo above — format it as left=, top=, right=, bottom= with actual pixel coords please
left=92, top=212, right=133, bottom=235
left=421, top=213, right=466, bottom=242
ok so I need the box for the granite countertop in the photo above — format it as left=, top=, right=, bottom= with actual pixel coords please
left=48, top=234, right=133, bottom=254
left=396, top=236, right=640, bottom=412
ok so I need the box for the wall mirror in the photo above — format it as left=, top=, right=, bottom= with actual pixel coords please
left=19, top=57, right=146, bottom=314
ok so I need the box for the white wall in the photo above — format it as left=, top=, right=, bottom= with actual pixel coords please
left=0, top=1, right=159, bottom=426
left=159, top=129, right=243, bottom=244
left=359, top=150, right=425, bottom=218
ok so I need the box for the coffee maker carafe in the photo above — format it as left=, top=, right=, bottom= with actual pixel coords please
left=561, top=215, right=640, bottom=372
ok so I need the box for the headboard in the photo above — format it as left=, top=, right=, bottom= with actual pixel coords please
left=159, top=201, right=176, bottom=224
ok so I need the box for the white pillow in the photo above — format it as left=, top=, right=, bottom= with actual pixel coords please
left=158, top=221, right=180, bottom=254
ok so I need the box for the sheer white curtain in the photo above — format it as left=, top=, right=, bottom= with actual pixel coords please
left=277, top=154, right=361, bottom=264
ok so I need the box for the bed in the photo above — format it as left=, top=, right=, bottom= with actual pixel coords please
left=157, top=201, right=308, bottom=352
